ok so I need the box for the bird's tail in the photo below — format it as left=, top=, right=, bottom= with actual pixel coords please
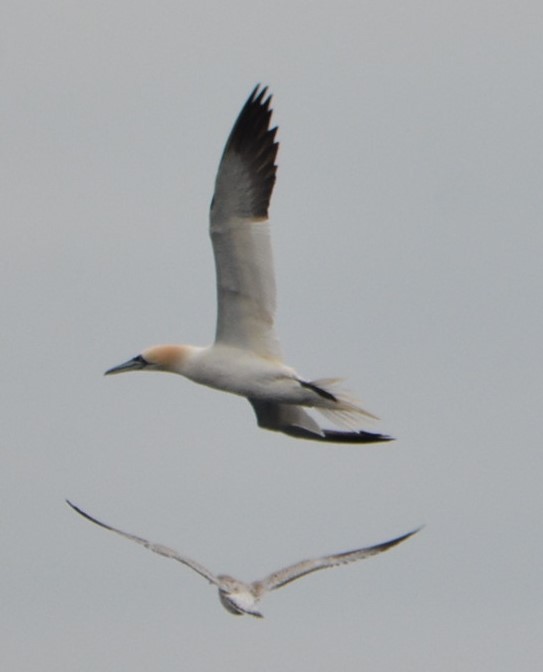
left=308, top=378, right=379, bottom=430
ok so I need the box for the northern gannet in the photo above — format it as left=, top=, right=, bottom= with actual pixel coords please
left=106, top=86, right=391, bottom=443
left=67, top=500, right=420, bottom=618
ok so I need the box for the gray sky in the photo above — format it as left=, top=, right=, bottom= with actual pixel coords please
left=2, top=1, right=542, bottom=670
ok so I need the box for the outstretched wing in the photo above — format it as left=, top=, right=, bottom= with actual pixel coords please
left=210, top=85, right=281, bottom=359
left=249, top=399, right=393, bottom=444
left=256, top=528, right=421, bottom=593
left=66, top=500, right=219, bottom=586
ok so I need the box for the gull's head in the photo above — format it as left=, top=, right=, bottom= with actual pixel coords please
left=105, top=345, right=190, bottom=376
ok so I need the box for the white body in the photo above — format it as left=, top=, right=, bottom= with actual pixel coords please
left=105, top=87, right=389, bottom=444
left=181, top=345, right=321, bottom=405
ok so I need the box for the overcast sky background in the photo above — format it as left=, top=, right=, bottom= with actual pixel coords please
left=2, top=2, right=542, bottom=670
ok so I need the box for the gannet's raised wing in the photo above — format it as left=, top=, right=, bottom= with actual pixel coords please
left=254, top=528, right=421, bottom=594
left=210, top=86, right=281, bottom=359
left=66, top=501, right=220, bottom=587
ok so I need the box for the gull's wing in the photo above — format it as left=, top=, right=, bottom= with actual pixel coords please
left=248, top=399, right=394, bottom=444
left=255, top=528, right=421, bottom=594
left=66, top=501, right=219, bottom=587
left=210, top=86, right=281, bottom=358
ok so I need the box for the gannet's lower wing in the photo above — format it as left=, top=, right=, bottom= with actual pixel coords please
left=248, top=399, right=393, bottom=444
left=210, top=86, right=282, bottom=359
left=66, top=501, right=219, bottom=587
left=255, top=529, right=421, bottom=594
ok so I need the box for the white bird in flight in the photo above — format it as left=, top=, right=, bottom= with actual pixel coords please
left=67, top=500, right=420, bottom=618
left=105, top=86, right=391, bottom=443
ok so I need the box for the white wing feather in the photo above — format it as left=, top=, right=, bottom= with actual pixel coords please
left=67, top=501, right=220, bottom=587
left=210, top=86, right=281, bottom=359
left=255, top=529, right=421, bottom=594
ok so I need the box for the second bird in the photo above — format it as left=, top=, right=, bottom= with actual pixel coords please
left=67, top=500, right=419, bottom=618
left=106, top=86, right=391, bottom=444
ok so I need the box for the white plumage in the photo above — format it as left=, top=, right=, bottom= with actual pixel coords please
left=105, top=86, right=391, bottom=444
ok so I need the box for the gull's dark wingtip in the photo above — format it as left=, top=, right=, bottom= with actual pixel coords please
left=66, top=499, right=78, bottom=512
left=66, top=499, right=90, bottom=520
left=371, top=526, right=424, bottom=554
left=65, top=500, right=111, bottom=532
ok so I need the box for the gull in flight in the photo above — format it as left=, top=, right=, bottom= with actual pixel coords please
left=106, top=86, right=391, bottom=443
left=67, top=500, right=420, bottom=618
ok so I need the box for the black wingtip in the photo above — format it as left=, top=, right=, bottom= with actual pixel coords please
left=282, top=426, right=395, bottom=444
left=321, top=429, right=395, bottom=444
left=248, top=83, right=271, bottom=107
left=66, top=499, right=89, bottom=520
left=372, top=526, right=424, bottom=553
left=66, top=499, right=109, bottom=531
left=216, top=84, right=278, bottom=220
left=227, top=84, right=276, bottom=152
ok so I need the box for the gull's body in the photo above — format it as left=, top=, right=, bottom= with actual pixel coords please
left=67, top=501, right=420, bottom=618
left=106, top=86, right=391, bottom=443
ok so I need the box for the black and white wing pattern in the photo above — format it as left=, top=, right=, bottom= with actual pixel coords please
left=249, top=398, right=394, bottom=443
left=210, top=86, right=281, bottom=359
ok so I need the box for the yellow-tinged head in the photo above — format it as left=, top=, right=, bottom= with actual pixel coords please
left=105, top=345, right=193, bottom=376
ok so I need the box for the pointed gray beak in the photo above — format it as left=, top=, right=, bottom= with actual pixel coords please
left=104, top=355, right=148, bottom=376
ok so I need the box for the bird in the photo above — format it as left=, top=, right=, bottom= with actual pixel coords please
left=105, top=85, right=392, bottom=444
left=67, top=500, right=420, bottom=618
